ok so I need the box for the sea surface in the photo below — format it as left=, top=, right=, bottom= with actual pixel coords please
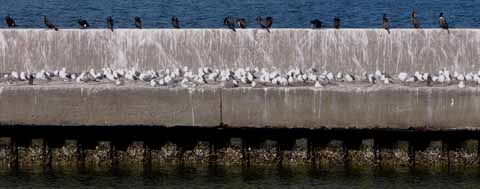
left=0, top=166, right=480, bottom=188
left=0, top=0, right=479, bottom=29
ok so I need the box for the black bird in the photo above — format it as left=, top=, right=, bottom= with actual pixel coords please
left=134, top=16, right=142, bottom=29
left=107, top=16, right=114, bottom=31
left=77, top=19, right=89, bottom=29
left=43, top=16, right=58, bottom=31
left=426, top=74, right=433, bottom=86
left=236, top=18, right=247, bottom=28
left=5, top=16, right=17, bottom=27
left=27, top=73, right=34, bottom=85
left=171, top=16, right=180, bottom=29
left=334, top=17, right=341, bottom=29
left=310, top=19, right=322, bottom=29
left=224, top=16, right=236, bottom=32
left=256, top=16, right=272, bottom=32
left=383, top=14, right=390, bottom=34
left=411, top=10, right=420, bottom=29
left=439, top=12, right=449, bottom=32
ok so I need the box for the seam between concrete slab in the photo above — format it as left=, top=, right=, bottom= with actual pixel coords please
left=220, top=88, right=223, bottom=126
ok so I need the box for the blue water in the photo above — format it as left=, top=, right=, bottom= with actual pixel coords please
left=0, top=0, right=479, bottom=29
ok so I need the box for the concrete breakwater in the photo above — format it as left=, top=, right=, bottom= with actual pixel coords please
left=1, top=29, right=479, bottom=75
left=1, top=29, right=480, bottom=168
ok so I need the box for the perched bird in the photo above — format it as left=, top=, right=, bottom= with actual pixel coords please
left=107, top=16, right=114, bottom=31
left=458, top=81, right=465, bottom=88
left=334, top=17, right=341, bottom=29
left=256, top=16, right=272, bottom=32
left=411, top=10, right=420, bottom=28
left=27, top=73, right=34, bottom=85
left=44, top=16, right=58, bottom=31
left=236, top=18, right=247, bottom=28
left=398, top=72, right=408, bottom=83
left=224, top=16, right=236, bottom=32
left=383, top=14, right=390, bottom=34
left=77, top=19, right=89, bottom=29
left=5, top=16, right=17, bottom=27
left=439, top=12, right=449, bottom=32
left=171, top=16, right=180, bottom=29
left=310, top=19, right=322, bottom=29
left=426, top=74, right=433, bottom=86
left=135, top=16, right=142, bottom=29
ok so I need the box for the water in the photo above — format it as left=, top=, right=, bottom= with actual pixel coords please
left=0, top=166, right=479, bottom=188
left=0, top=0, right=479, bottom=29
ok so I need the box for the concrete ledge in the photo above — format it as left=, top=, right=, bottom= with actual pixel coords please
left=0, top=84, right=221, bottom=126
left=1, top=84, right=480, bottom=129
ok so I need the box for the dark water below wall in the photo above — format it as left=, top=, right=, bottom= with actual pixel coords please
left=0, top=126, right=478, bottom=187
left=0, top=0, right=479, bottom=29
left=1, top=166, right=480, bottom=188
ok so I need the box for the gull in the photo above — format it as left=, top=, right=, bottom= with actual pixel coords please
left=251, top=81, right=257, bottom=87
left=458, top=81, right=465, bottom=88
left=19, top=72, right=27, bottom=81
left=345, top=74, right=355, bottom=82
left=11, top=71, right=19, bottom=80
left=35, top=70, right=51, bottom=80
left=398, top=72, right=408, bottom=82
left=336, top=72, right=343, bottom=81
left=367, top=73, right=376, bottom=84
left=326, top=72, right=335, bottom=82
left=150, top=79, right=158, bottom=87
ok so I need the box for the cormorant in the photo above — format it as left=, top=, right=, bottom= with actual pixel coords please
left=224, top=16, right=236, bottom=32
left=236, top=18, right=247, bottom=28
left=135, top=16, right=142, bottom=29
left=383, top=14, right=390, bottom=34
left=439, top=12, right=449, bottom=33
left=43, top=16, right=58, bottom=31
left=310, top=19, right=322, bottom=29
left=107, top=16, right=114, bottom=31
left=411, top=10, right=420, bottom=28
left=334, top=17, right=341, bottom=29
left=5, top=16, right=17, bottom=27
left=256, top=16, right=272, bottom=32
left=78, top=19, right=89, bottom=29
left=171, top=16, right=180, bottom=29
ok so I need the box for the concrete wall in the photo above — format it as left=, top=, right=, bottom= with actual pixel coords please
left=221, top=86, right=480, bottom=129
left=1, top=84, right=480, bottom=129
left=0, top=84, right=221, bottom=127
left=1, top=29, right=480, bottom=75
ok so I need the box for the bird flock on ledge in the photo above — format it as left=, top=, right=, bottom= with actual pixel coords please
left=0, top=67, right=477, bottom=89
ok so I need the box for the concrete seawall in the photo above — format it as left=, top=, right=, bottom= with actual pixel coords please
left=1, top=83, right=480, bottom=129
left=1, top=29, right=480, bottom=75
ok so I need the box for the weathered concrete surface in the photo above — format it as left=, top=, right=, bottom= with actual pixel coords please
left=0, top=83, right=220, bottom=126
left=221, top=85, right=480, bottom=129
left=1, top=29, right=479, bottom=75
left=1, top=83, right=480, bottom=129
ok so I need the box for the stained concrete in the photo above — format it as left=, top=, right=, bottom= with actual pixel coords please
left=221, top=85, right=480, bottom=129
left=0, top=83, right=479, bottom=129
left=0, top=83, right=221, bottom=126
left=1, top=29, right=480, bottom=75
